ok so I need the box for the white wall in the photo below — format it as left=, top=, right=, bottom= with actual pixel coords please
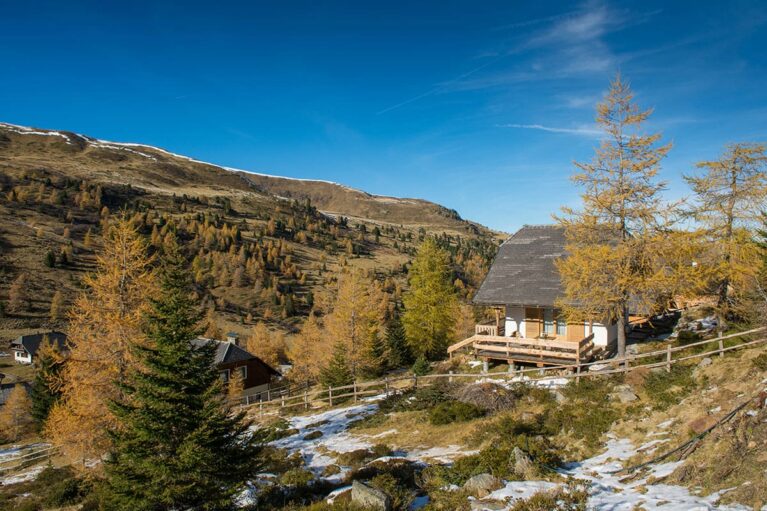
left=14, top=350, right=31, bottom=364
left=504, top=305, right=525, bottom=337
left=587, top=321, right=617, bottom=347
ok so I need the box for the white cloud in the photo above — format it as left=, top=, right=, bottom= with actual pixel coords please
left=497, top=123, right=603, bottom=137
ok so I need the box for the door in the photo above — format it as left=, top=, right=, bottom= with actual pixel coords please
left=525, top=307, right=543, bottom=338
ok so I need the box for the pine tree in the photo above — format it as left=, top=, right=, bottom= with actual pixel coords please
left=29, top=339, right=63, bottom=430
left=320, top=341, right=354, bottom=389
left=402, top=238, right=459, bottom=360
left=556, top=74, right=673, bottom=357
left=104, top=239, right=260, bottom=510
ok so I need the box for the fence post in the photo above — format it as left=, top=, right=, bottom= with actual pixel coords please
left=576, top=362, right=581, bottom=384
left=281, top=395, right=285, bottom=409
left=304, top=389, right=309, bottom=410
left=718, top=331, right=724, bottom=358
left=267, top=388, right=271, bottom=402
left=259, top=401, right=263, bottom=418
left=328, top=386, right=333, bottom=407
left=449, top=370, right=454, bottom=383
left=384, top=377, right=389, bottom=397
left=353, top=381, right=358, bottom=402
left=413, top=374, right=418, bottom=390
left=666, top=344, right=672, bottom=372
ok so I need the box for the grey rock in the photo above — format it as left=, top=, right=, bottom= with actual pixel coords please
left=613, top=390, right=638, bottom=403
left=552, top=390, right=567, bottom=403
left=462, top=473, right=503, bottom=498
left=352, top=480, right=391, bottom=511
left=613, top=384, right=633, bottom=393
left=698, top=357, right=713, bottom=368
left=470, top=500, right=507, bottom=510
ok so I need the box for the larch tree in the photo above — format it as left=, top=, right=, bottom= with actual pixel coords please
left=104, top=238, right=260, bottom=510
left=288, top=311, right=326, bottom=385
left=246, top=321, right=282, bottom=367
left=45, top=217, right=155, bottom=465
left=324, top=270, right=387, bottom=379
left=49, top=290, right=65, bottom=321
left=0, top=384, right=33, bottom=442
left=684, top=143, right=767, bottom=318
left=556, top=74, right=672, bottom=357
left=402, top=238, right=459, bottom=360
left=8, top=273, right=28, bottom=314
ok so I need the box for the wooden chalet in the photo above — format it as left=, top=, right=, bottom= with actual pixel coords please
left=191, top=337, right=281, bottom=397
left=448, top=225, right=617, bottom=367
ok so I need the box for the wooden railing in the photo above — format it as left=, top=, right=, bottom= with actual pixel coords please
left=472, top=333, right=594, bottom=363
left=475, top=323, right=505, bottom=336
left=0, top=445, right=58, bottom=476
left=242, top=327, right=767, bottom=421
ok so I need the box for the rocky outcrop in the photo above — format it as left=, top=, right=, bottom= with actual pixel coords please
left=462, top=473, right=503, bottom=498
left=351, top=480, right=391, bottom=511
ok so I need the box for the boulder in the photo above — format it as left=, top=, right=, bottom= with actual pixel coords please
left=698, top=357, right=713, bottom=368
left=612, top=390, right=638, bottom=403
left=552, top=390, right=567, bottom=404
left=462, top=473, right=503, bottom=498
left=351, top=480, right=391, bottom=511
left=513, top=447, right=535, bottom=477
left=688, top=415, right=718, bottom=435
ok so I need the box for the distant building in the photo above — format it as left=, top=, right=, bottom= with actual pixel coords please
left=191, top=337, right=281, bottom=396
left=10, top=331, right=68, bottom=365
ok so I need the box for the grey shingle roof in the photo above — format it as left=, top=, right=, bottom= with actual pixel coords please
left=191, top=338, right=281, bottom=375
left=472, top=225, right=566, bottom=307
left=11, top=331, right=68, bottom=358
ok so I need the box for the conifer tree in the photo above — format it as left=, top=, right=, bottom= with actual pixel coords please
left=104, top=239, right=259, bottom=510
left=402, top=238, right=459, bottom=360
left=0, top=385, right=33, bottom=442
left=384, top=309, right=411, bottom=369
left=49, top=290, right=65, bottom=321
left=685, top=143, right=767, bottom=318
left=556, top=74, right=672, bottom=357
left=320, top=342, right=354, bottom=389
left=29, top=340, right=63, bottom=430
left=46, top=218, right=155, bottom=463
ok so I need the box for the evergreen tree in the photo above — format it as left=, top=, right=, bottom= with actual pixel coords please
left=104, top=240, right=260, bottom=510
left=384, top=309, right=412, bottom=369
left=29, top=340, right=63, bottom=430
left=320, top=342, right=354, bottom=389
left=402, top=238, right=459, bottom=360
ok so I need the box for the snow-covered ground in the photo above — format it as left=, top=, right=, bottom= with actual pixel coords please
left=0, top=443, right=52, bottom=486
left=256, top=397, right=753, bottom=510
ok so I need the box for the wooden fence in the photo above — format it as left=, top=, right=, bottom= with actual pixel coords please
left=0, top=445, right=58, bottom=477
left=242, top=327, right=767, bottom=421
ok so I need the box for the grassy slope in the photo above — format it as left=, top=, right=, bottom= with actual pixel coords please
left=0, top=123, right=502, bottom=365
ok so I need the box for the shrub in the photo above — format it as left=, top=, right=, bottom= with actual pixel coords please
left=429, top=400, right=484, bottom=425
left=369, top=473, right=414, bottom=510
left=543, top=379, right=619, bottom=448
left=412, top=356, right=431, bottom=376
left=280, top=467, right=315, bottom=487
left=753, top=353, right=767, bottom=371
left=257, top=418, right=298, bottom=442
left=303, top=430, right=324, bottom=440
left=643, top=365, right=696, bottom=411
left=508, top=480, right=588, bottom=511
left=43, top=477, right=91, bottom=507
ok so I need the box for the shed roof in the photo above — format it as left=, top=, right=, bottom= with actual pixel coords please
left=472, top=225, right=566, bottom=307
left=191, top=338, right=281, bottom=375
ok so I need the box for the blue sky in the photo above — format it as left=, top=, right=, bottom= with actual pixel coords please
left=2, top=1, right=766, bottom=232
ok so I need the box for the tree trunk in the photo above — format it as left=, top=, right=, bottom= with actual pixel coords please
left=616, top=305, right=627, bottom=358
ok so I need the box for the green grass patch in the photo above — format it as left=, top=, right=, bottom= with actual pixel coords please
left=428, top=401, right=484, bottom=425
left=643, top=365, right=697, bottom=411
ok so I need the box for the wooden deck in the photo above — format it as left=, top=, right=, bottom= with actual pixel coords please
left=448, top=326, right=595, bottom=366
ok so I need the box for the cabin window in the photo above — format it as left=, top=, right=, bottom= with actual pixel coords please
left=555, top=312, right=566, bottom=336
left=238, top=366, right=247, bottom=380
left=543, top=309, right=555, bottom=335
left=219, top=369, right=230, bottom=383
